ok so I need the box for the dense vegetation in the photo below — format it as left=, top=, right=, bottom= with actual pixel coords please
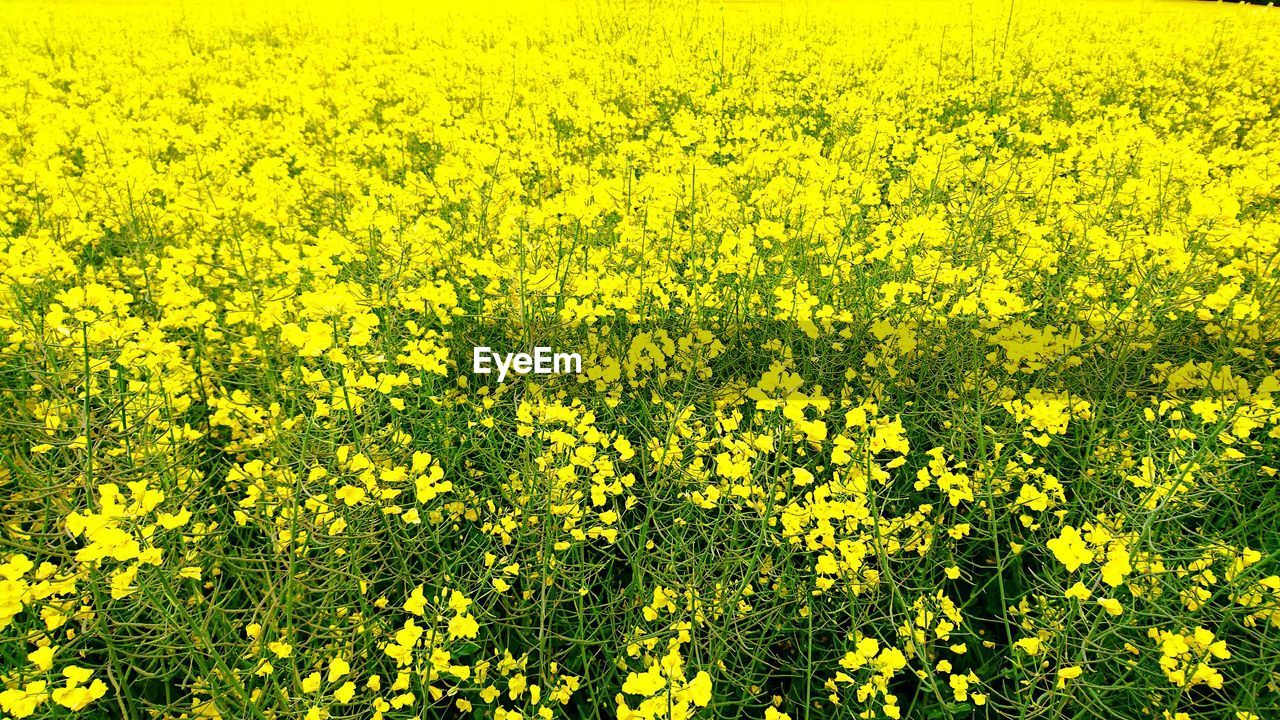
left=1, top=1, right=1279, bottom=719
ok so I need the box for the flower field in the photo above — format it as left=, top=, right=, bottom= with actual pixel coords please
left=2, top=0, right=1279, bottom=718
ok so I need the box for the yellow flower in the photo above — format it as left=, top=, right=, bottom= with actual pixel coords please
left=621, top=666, right=665, bottom=696
left=1097, top=598, right=1123, bottom=616
left=27, top=645, right=56, bottom=671
left=3, top=2, right=1279, bottom=718
left=404, top=585, right=428, bottom=616
left=1056, top=666, right=1083, bottom=688
left=1065, top=582, right=1093, bottom=600
left=51, top=679, right=107, bottom=711
left=0, top=681, right=49, bottom=718
left=448, top=613, right=480, bottom=640
left=1100, top=547, right=1132, bottom=587
left=1013, top=637, right=1042, bottom=656
left=685, top=671, right=712, bottom=707
left=335, top=485, right=367, bottom=506
left=1047, top=526, right=1094, bottom=572
left=333, top=681, right=356, bottom=703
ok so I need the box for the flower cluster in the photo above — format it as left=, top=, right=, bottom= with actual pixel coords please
left=1, top=0, right=1279, bottom=719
